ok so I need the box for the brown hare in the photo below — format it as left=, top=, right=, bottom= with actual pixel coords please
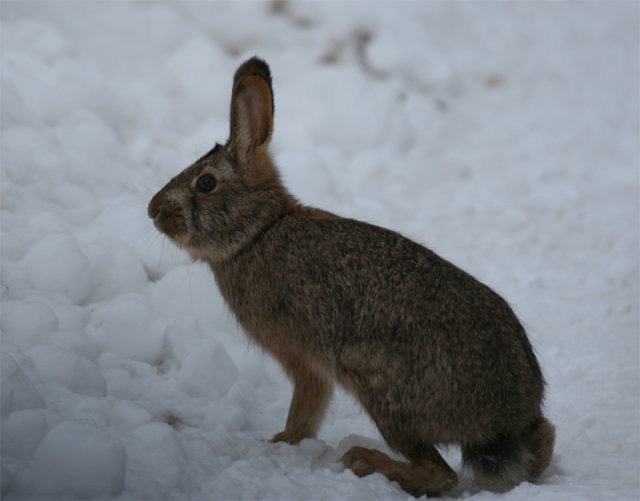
left=148, top=57, right=555, bottom=497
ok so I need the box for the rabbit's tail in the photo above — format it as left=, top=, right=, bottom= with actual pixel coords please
left=462, top=416, right=555, bottom=492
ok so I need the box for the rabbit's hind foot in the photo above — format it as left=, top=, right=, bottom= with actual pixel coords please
left=342, top=445, right=457, bottom=497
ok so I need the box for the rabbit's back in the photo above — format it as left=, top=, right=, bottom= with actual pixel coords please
left=212, top=208, right=544, bottom=445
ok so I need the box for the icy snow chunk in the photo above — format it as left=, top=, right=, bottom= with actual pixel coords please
left=92, top=196, right=190, bottom=278
left=28, top=343, right=107, bottom=397
left=112, top=400, right=153, bottom=429
left=149, top=262, right=238, bottom=335
left=49, top=330, right=96, bottom=360
left=1, top=79, right=39, bottom=128
left=176, top=337, right=239, bottom=399
left=203, top=401, right=247, bottom=433
left=125, top=422, right=182, bottom=492
left=53, top=109, right=119, bottom=170
left=69, top=397, right=111, bottom=429
left=22, top=233, right=93, bottom=304
left=54, top=304, right=89, bottom=331
left=0, top=230, right=29, bottom=261
left=30, top=210, right=73, bottom=235
left=0, top=261, right=32, bottom=300
left=4, top=18, right=70, bottom=63
left=2, top=409, right=48, bottom=458
left=0, top=351, right=44, bottom=416
left=32, top=421, right=126, bottom=498
left=166, top=315, right=206, bottom=364
left=87, top=293, right=167, bottom=363
left=84, top=239, right=148, bottom=302
left=1, top=126, right=55, bottom=185
left=1, top=300, right=58, bottom=349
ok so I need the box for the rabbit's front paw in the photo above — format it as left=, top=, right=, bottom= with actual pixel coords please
left=270, top=430, right=306, bottom=444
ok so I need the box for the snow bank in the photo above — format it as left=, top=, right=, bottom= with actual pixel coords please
left=1, top=1, right=638, bottom=500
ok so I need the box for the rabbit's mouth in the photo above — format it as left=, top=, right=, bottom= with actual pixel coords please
left=153, top=215, right=184, bottom=241
left=155, top=215, right=187, bottom=245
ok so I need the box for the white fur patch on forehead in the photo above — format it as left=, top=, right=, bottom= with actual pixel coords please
left=195, top=145, right=234, bottom=179
left=196, top=158, right=234, bottom=183
left=215, top=157, right=234, bottom=177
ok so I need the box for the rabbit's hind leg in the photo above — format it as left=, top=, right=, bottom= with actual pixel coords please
left=342, top=444, right=457, bottom=497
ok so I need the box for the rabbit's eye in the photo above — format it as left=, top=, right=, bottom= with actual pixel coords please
left=196, top=174, right=217, bottom=193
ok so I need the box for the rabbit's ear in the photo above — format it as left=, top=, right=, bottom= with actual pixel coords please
left=229, top=57, right=274, bottom=164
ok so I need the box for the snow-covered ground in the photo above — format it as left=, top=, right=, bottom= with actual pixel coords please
left=1, top=1, right=638, bottom=499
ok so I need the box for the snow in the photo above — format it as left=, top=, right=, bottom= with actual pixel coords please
left=22, top=233, right=93, bottom=305
left=87, top=294, right=167, bottom=363
left=28, top=342, right=107, bottom=397
left=1, top=300, right=58, bottom=349
left=31, top=421, right=126, bottom=498
left=176, top=337, right=239, bottom=400
left=1, top=1, right=638, bottom=500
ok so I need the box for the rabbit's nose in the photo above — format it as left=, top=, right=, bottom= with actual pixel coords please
left=148, top=194, right=162, bottom=219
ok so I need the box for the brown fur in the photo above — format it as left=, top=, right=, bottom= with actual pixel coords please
left=148, top=57, right=555, bottom=496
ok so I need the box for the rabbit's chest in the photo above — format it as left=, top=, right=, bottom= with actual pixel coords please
left=212, top=257, right=347, bottom=360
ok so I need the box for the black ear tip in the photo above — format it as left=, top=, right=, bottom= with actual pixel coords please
left=234, top=57, right=272, bottom=87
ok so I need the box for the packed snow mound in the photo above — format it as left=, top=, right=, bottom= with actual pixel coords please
left=1, top=1, right=638, bottom=500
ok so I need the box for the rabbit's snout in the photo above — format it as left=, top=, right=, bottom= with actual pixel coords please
left=148, top=190, right=186, bottom=241
left=148, top=192, right=162, bottom=220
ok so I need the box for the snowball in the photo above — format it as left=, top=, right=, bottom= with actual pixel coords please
left=50, top=181, right=94, bottom=212
left=84, top=239, right=148, bottom=302
left=54, top=304, right=90, bottom=331
left=2, top=409, right=48, bottom=458
left=1, top=351, right=44, bottom=416
left=0, top=300, right=58, bottom=349
left=149, top=262, right=238, bottom=335
left=87, top=293, right=167, bottom=363
left=92, top=196, right=190, bottom=279
left=28, top=343, right=107, bottom=397
left=54, top=109, right=119, bottom=162
left=5, top=18, right=70, bottom=64
left=32, top=421, right=126, bottom=498
left=0, top=261, right=33, bottom=300
left=22, top=233, right=93, bottom=304
left=1, top=78, right=39, bottom=128
left=203, top=401, right=247, bottom=433
left=125, top=422, right=182, bottom=493
left=30, top=210, right=72, bottom=234
left=176, top=337, right=239, bottom=399
left=49, top=329, right=96, bottom=360
left=112, top=400, right=153, bottom=429
left=1, top=126, right=55, bottom=186
left=69, top=397, right=111, bottom=429
left=166, top=315, right=206, bottom=364
left=0, top=230, right=29, bottom=261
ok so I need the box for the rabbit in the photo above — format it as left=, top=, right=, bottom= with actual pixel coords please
left=148, top=57, right=555, bottom=497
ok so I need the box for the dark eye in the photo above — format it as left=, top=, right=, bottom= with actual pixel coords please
left=196, top=174, right=217, bottom=193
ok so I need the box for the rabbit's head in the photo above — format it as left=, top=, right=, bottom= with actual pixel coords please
left=148, top=58, right=291, bottom=262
